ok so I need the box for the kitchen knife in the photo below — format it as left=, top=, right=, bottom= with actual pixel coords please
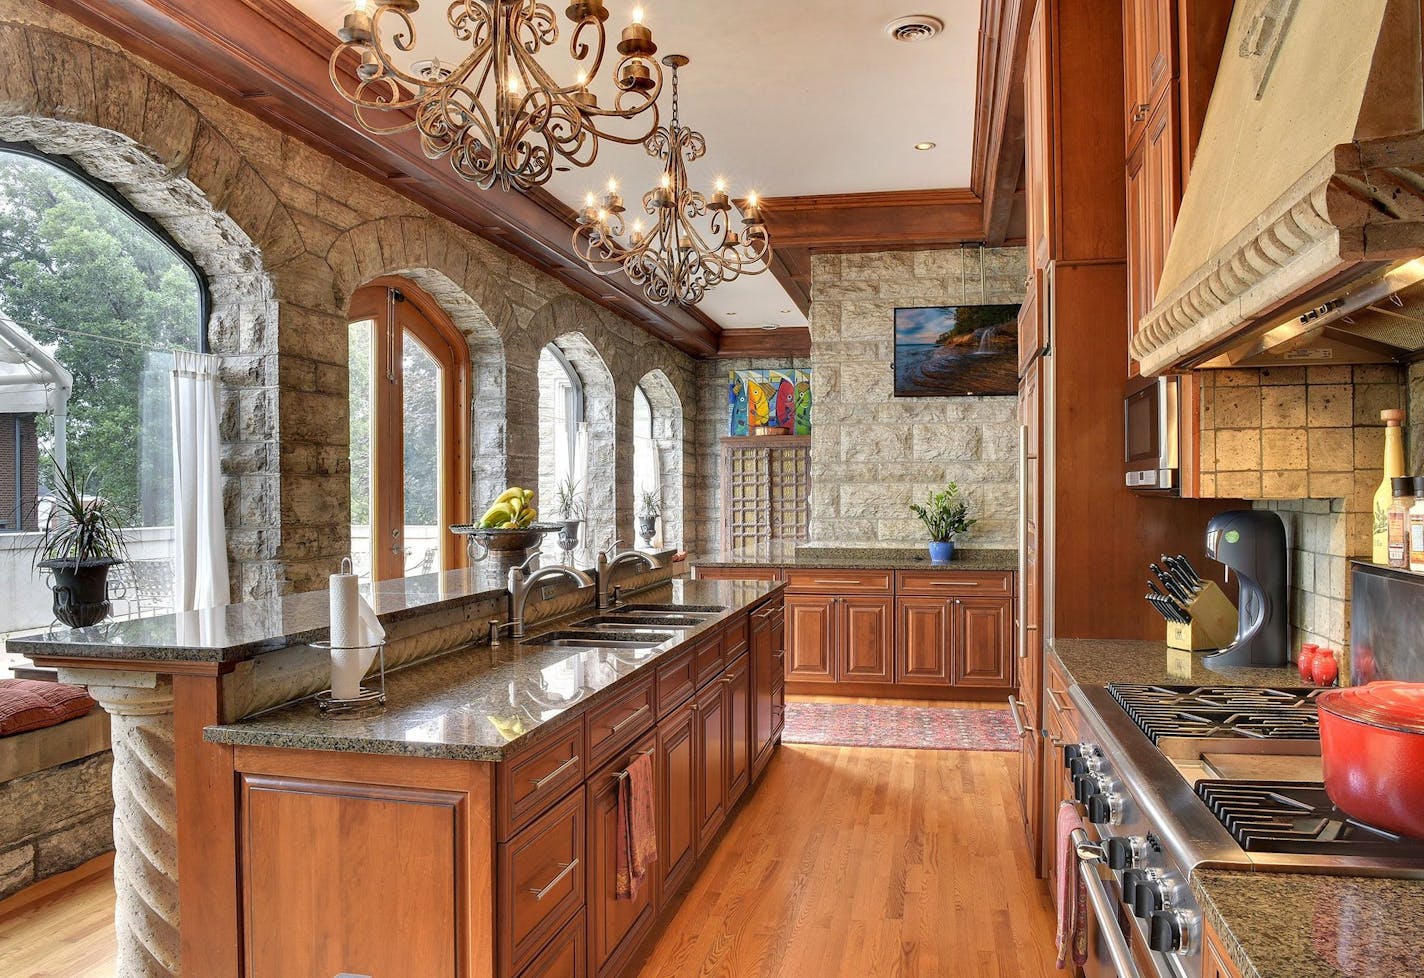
left=1176, top=554, right=1204, bottom=584
left=1151, top=563, right=1192, bottom=605
left=1150, top=593, right=1189, bottom=624
left=1163, top=556, right=1201, bottom=596
left=1145, top=594, right=1172, bottom=622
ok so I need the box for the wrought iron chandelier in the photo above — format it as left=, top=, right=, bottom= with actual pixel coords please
left=572, top=55, right=771, bottom=307
left=332, top=0, right=664, bottom=192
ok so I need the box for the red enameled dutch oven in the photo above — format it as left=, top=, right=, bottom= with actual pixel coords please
left=1317, top=682, right=1424, bottom=839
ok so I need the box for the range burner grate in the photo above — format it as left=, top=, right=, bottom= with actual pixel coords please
left=1109, top=684, right=1321, bottom=744
left=1195, top=780, right=1424, bottom=857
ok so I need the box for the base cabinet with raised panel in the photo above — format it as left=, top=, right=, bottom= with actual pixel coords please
left=222, top=591, right=786, bottom=978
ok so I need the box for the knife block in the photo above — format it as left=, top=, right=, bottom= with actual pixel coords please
left=1165, top=581, right=1239, bottom=652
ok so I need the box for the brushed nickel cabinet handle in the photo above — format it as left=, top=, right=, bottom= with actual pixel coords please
left=814, top=579, right=863, bottom=586
left=529, top=859, right=579, bottom=901
left=528, top=755, right=580, bottom=789
left=1047, top=686, right=1073, bottom=714
left=610, top=703, right=650, bottom=733
left=926, top=580, right=979, bottom=586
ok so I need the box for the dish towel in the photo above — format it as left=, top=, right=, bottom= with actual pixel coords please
left=1056, top=801, right=1090, bottom=969
left=615, top=750, right=657, bottom=900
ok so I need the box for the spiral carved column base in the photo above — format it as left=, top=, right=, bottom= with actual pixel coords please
left=64, top=672, right=180, bottom=978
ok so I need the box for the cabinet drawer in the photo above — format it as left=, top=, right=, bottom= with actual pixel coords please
left=517, top=909, right=585, bottom=978
left=500, top=788, right=585, bottom=976
left=896, top=570, right=1014, bottom=596
left=655, top=645, right=697, bottom=719
left=1046, top=653, right=1076, bottom=728
left=585, top=677, right=655, bottom=767
left=693, top=629, right=725, bottom=689
left=751, top=597, right=784, bottom=626
left=695, top=565, right=783, bottom=582
left=786, top=569, right=893, bottom=593
left=499, top=720, right=585, bottom=841
left=723, top=615, right=750, bottom=661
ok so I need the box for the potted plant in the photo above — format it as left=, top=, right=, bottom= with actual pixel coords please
left=554, top=476, right=585, bottom=554
left=33, top=463, right=129, bottom=628
left=910, top=484, right=975, bottom=564
left=637, top=488, right=662, bottom=548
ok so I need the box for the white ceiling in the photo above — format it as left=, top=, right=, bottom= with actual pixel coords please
left=288, top=0, right=983, bottom=328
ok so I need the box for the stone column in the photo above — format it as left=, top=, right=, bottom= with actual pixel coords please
left=60, top=669, right=179, bottom=978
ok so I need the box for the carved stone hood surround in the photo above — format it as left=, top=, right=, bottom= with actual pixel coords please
left=1132, top=0, right=1424, bottom=376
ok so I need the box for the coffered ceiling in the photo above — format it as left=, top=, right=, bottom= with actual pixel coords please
left=285, top=0, right=985, bottom=329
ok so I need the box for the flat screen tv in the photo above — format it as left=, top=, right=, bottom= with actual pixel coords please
left=893, top=303, right=1021, bottom=397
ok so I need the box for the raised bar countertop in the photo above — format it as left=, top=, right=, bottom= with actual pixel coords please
left=1192, top=869, right=1424, bottom=978
left=5, top=551, right=676, bottom=665
left=695, top=546, right=1019, bottom=572
left=204, top=578, right=782, bottom=762
left=1049, top=637, right=1302, bottom=689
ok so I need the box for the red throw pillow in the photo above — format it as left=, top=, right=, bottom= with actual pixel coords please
left=0, top=679, right=98, bottom=736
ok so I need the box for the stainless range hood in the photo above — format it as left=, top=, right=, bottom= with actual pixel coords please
left=1132, top=0, right=1424, bottom=375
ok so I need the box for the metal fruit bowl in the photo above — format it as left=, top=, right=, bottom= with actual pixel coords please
left=450, top=522, right=560, bottom=553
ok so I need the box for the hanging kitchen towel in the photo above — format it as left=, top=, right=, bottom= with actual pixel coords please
left=1055, top=801, right=1089, bottom=969
left=615, top=750, right=657, bottom=900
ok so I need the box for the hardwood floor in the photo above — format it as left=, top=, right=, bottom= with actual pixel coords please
left=0, top=699, right=1057, bottom=978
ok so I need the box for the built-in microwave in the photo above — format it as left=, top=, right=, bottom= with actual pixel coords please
left=1124, top=375, right=1179, bottom=492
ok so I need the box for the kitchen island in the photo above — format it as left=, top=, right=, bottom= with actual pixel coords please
left=204, top=577, right=787, bottom=978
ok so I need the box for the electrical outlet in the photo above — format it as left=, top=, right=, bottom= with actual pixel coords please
left=541, top=584, right=556, bottom=600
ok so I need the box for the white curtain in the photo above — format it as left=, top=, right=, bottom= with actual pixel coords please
left=171, top=351, right=229, bottom=612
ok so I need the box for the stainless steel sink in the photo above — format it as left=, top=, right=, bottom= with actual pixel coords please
left=619, top=603, right=726, bottom=614
left=574, top=613, right=714, bottom=628
left=527, top=629, right=676, bottom=650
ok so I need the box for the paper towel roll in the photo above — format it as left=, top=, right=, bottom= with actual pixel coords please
left=329, top=559, right=364, bottom=700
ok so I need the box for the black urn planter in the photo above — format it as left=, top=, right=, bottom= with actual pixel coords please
left=39, top=557, right=122, bottom=628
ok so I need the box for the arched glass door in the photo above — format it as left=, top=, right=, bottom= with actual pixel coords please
left=348, top=279, right=469, bottom=581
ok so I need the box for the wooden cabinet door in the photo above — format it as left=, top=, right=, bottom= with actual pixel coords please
left=694, top=680, right=727, bottom=855
left=896, top=597, right=953, bottom=686
left=751, top=615, right=776, bottom=766
left=1204, top=921, right=1245, bottom=978
left=1017, top=273, right=1041, bottom=377
left=1123, top=0, right=1174, bottom=145
left=784, top=593, right=836, bottom=683
left=587, top=734, right=658, bottom=978
left=1125, top=131, right=1151, bottom=364
left=723, top=653, right=752, bottom=808
left=1023, top=3, right=1051, bottom=270
left=953, top=598, right=1015, bottom=687
left=1017, top=727, right=1042, bottom=865
left=838, top=595, right=894, bottom=684
left=1145, top=89, right=1180, bottom=303
left=241, top=775, right=464, bottom=978
left=656, top=700, right=697, bottom=906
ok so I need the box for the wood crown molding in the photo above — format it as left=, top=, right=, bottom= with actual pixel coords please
left=38, top=0, right=722, bottom=357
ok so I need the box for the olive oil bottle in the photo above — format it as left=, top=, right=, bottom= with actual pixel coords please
left=1373, top=409, right=1407, bottom=564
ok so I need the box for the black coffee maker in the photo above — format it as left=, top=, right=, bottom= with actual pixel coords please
left=1204, top=510, right=1289, bottom=667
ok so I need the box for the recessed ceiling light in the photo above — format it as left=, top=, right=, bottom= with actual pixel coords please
left=759, top=324, right=779, bottom=331
left=915, top=141, right=937, bottom=151
left=780, top=309, right=792, bottom=314
left=555, top=165, right=571, bottom=172
left=725, top=312, right=737, bottom=316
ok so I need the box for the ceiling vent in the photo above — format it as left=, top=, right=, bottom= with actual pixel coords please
left=884, top=15, right=945, bottom=42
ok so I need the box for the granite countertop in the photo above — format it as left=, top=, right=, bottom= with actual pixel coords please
left=695, top=546, right=1019, bottom=572
left=1049, top=638, right=1303, bottom=689
left=6, top=550, right=676, bottom=665
left=1192, top=870, right=1424, bottom=978
left=204, top=578, right=782, bottom=762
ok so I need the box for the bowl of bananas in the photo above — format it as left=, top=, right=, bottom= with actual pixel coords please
left=452, top=487, right=559, bottom=558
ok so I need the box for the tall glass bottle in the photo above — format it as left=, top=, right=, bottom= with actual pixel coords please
left=1374, top=409, right=1407, bottom=563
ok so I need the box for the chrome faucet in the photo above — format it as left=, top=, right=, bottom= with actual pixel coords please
left=508, top=553, right=594, bottom=638
left=596, top=540, right=664, bottom=610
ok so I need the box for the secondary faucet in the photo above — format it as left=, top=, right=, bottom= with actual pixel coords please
left=508, top=553, right=594, bottom=638
left=596, top=540, right=664, bottom=610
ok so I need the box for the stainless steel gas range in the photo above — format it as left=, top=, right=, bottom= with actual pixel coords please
left=1066, top=683, right=1424, bottom=978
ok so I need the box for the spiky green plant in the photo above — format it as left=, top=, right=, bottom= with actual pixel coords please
left=909, top=484, right=976, bottom=543
left=33, top=462, right=129, bottom=569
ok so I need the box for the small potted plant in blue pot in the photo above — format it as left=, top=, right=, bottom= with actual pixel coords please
left=910, top=484, right=975, bottom=564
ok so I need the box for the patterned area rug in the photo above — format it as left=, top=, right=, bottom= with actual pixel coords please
left=782, top=702, right=1019, bottom=751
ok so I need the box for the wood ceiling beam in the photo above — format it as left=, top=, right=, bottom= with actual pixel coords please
left=38, top=0, right=722, bottom=357
left=760, top=189, right=987, bottom=252
left=972, top=0, right=1034, bottom=246
left=712, top=326, right=811, bottom=359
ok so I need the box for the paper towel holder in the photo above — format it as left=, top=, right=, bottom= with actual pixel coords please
left=312, top=639, right=387, bottom=714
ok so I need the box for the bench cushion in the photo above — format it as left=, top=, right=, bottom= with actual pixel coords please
left=0, top=679, right=97, bottom=737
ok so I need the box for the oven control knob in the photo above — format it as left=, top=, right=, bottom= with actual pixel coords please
left=1120, top=868, right=1147, bottom=907
left=1087, top=790, right=1122, bottom=826
left=1132, top=878, right=1164, bottom=919
left=1149, top=910, right=1194, bottom=955
left=1063, top=743, right=1081, bottom=767
left=1104, top=835, right=1144, bottom=870
left=1074, top=773, right=1101, bottom=804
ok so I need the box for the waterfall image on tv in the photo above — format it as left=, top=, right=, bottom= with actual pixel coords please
left=893, top=304, right=1021, bottom=397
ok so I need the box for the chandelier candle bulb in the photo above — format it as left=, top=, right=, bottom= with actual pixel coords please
left=709, top=181, right=731, bottom=210
left=618, top=7, right=656, bottom=57
left=566, top=0, right=609, bottom=21
left=339, top=4, right=373, bottom=43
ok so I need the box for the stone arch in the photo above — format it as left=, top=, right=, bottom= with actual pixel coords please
left=0, top=109, right=287, bottom=599
left=328, top=220, right=510, bottom=525
left=536, top=331, right=617, bottom=551
left=634, top=369, right=684, bottom=549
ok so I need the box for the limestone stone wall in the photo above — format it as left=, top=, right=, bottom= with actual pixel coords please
left=808, top=248, right=1026, bottom=548
left=0, top=751, right=113, bottom=901
left=0, top=1, right=702, bottom=596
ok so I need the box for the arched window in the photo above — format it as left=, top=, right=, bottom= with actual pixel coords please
left=538, top=343, right=586, bottom=530
left=0, top=143, right=207, bottom=639
left=632, top=384, right=660, bottom=545
left=633, top=370, right=683, bottom=551
left=348, top=278, right=470, bottom=582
